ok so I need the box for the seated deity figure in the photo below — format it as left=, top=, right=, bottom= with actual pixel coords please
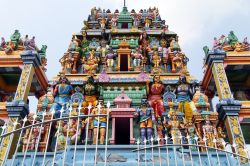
left=135, top=98, right=155, bottom=143
left=63, top=118, right=80, bottom=144
left=131, top=48, right=144, bottom=69
left=212, top=37, right=221, bottom=50
left=10, top=29, right=21, bottom=47
left=68, top=37, right=79, bottom=52
left=91, top=97, right=110, bottom=145
left=83, top=50, right=99, bottom=74
left=50, top=74, right=74, bottom=118
left=202, top=116, right=217, bottom=148
left=140, top=31, right=151, bottom=58
left=165, top=112, right=184, bottom=144
left=145, top=17, right=151, bottom=29
left=218, top=35, right=227, bottom=46
left=227, top=30, right=238, bottom=46
left=105, top=47, right=116, bottom=70
left=243, top=37, right=250, bottom=51
left=174, top=75, right=195, bottom=120
left=152, top=51, right=161, bottom=68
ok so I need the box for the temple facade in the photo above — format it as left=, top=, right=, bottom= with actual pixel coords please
left=0, top=3, right=250, bottom=166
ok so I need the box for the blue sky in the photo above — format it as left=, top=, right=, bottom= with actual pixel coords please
left=1, top=0, right=250, bottom=111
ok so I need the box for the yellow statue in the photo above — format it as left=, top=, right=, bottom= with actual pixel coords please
left=202, top=116, right=216, bottom=147
left=83, top=50, right=99, bottom=74
left=152, top=51, right=161, bottom=68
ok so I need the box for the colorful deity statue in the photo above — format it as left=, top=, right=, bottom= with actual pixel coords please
left=175, top=75, right=195, bottom=120
left=184, top=118, right=200, bottom=148
left=166, top=112, right=184, bottom=144
left=91, top=97, right=110, bottom=145
left=111, top=15, right=118, bottom=27
left=212, top=37, right=221, bottom=50
left=0, top=37, right=7, bottom=51
left=10, top=29, right=21, bottom=47
left=145, top=17, right=151, bottom=29
left=133, top=14, right=139, bottom=28
left=158, top=38, right=168, bottom=60
left=202, top=116, right=217, bottom=147
left=82, top=76, right=98, bottom=113
left=63, top=118, right=80, bottom=144
left=169, top=38, right=181, bottom=54
left=105, top=47, right=116, bottom=70
left=135, top=98, right=155, bottom=143
left=56, top=121, right=66, bottom=150
left=68, top=37, right=79, bottom=52
left=82, top=50, right=99, bottom=74
left=30, top=119, right=45, bottom=150
left=147, top=75, right=165, bottom=142
left=149, top=37, right=160, bottom=50
left=50, top=74, right=74, bottom=118
left=100, top=17, right=106, bottom=29
left=97, top=40, right=109, bottom=62
left=227, top=30, right=238, bottom=46
left=152, top=51, right=161, bottom=68
left=243, top=37, right=250, bottom=51
left=140, top=31, right=151, bottom=58
left=24, top=36, right=38, bottom=51
left=131, top=48, right=144, bottom=70
left=218, top=35, right=227, bottom=46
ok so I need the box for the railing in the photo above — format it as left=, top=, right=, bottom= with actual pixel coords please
left=0, top=106, right=250, bottom=166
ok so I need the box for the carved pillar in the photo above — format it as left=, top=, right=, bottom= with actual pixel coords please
left=207, top=52, right=248, bottom=162
left=0, top=51, right=40, bottom=164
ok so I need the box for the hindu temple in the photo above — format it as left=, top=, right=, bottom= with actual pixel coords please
left=0, top=2, right=250, bottom=166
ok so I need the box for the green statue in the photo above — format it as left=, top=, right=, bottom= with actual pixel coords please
left=227, top=31, right=238, bottom=46
left=203, top=46, right=209, bottom=58
left=10, top=30, right=21, bottom=45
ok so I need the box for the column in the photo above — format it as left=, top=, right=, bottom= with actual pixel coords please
left=207, top=52, right=248, bottom=163
left=0, top=50, right=41, bottom=164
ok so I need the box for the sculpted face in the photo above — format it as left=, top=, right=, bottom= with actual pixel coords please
left=179, top=76, right=187, bottom=84
left=154, top=75, right=160, bottom=83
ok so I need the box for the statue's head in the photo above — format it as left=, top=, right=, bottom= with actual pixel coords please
left=59, top=75, right=69, bottom=84
left=179, top=75, right=187, bottom=84
left=87, top=76, right=95, bottom=84
left=98, top=96, right=104, bottom=106
left=230, top=30, right=234, bottom=35
left=153, top=75, right=161, bottom=83
left=141, top=98, right=148, bottom=107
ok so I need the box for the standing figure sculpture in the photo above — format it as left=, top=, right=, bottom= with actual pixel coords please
left=202, top=116, right=217, bottom=148
left=135, top=98, right=155, bottom=143
left=147, top=75, right=165, bottom=142
left=152, top=51, right=161, bottom=68
left=185, top=118, right=200, bottom=149
left=175, top=75, right=195, bottom=120
left=131, top=48, right=143, bottom=70
left=50, top=74, right=74, bottom=118
left=227, top=31, right=238, bottom=46
left=166, top=112, right=184, bottom=144
left=91, top=97, right=110, bottom=145
left=105, top=47, right=116, bottom=71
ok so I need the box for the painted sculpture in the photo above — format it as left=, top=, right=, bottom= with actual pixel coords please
left=135, top=98, right=155, bottom=143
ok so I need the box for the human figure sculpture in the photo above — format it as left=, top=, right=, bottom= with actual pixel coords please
left=111, top=15, right=118, bottom=27
left=63, top=118, right=79, bottom=144
left=0, top=37, right=6, bottom=51
left=135, top=98, right=155, bottom=144
left=91, top=98, right=110, bottom=145
left=202, top=116, right=217, bottom=148
left=158, top=39, right=168, bottom=59
left=212, top=37, right=221, bottom=50
left=145, top=17, right=151, bottom=29
left=140, top=31, right=151, bottom=58
left=152, top=51, right=161, bottom=68
left=10, top=30, right=21, bottom=47
left=133, top=15, right=139, bottom=28
left=184, top=118, right=200, bottom=149
left=227, top=31, right=238, bottom=46
left=100, top=17, right=106, bottom=29
left=169, top=38, right=181, bottom=53
left=175, top=75, right=195, bottom=120
left=56, top=121, right=66, bottom=150
left=218, top=35, right=227, bottom=46
left=147, top=75, right=165, bottom=142
left=30, top=119, right=45, bottom=150
left=50, top=74, right=74, bottom=118
left=166, top=112, right=184, bottom=144
left=243, top=37, right=250, bottom=51
left=83, top=50, right=99, bottom=74
left=131, top=48, right=144, bottom=69
left=68, top=38, right=79, bottom=52
left=105, top=47, right=116, bottom=70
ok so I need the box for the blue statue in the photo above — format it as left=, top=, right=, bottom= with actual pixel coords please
left=51, top=74, right=74, bottom=118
